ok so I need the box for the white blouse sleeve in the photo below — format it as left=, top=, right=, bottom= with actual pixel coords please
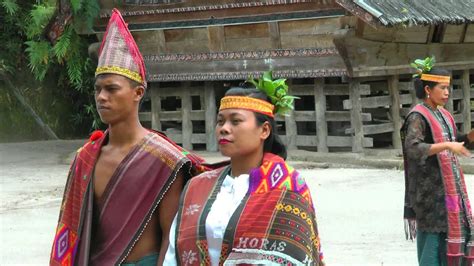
left=163, top=214, right=178, bottom=266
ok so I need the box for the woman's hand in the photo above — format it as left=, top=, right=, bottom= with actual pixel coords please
left=447, top=142, right=471, bottom=157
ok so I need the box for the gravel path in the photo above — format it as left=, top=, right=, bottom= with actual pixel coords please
left=1, top=140, right=472, bottom=265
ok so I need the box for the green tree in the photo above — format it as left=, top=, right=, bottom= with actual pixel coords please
left=0, top=0, right=102, bottom=135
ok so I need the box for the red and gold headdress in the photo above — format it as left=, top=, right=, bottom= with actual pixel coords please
left=420, top=74, right=450, bottom=84
left=219, top=96, right=275, bottom=118
left=411, top=56, right=450, bottom=85
left=219, top=71, right=297, bottom=118
left=95, top=9, right=147, bottom=88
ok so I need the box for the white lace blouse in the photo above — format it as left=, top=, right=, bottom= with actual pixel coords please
left=163, top=174, right=250, bottom=266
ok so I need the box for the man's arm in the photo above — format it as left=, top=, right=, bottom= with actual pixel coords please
left=157, top=170, right=184, bottom=265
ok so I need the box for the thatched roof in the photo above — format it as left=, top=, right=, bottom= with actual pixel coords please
left=337, top=0, right=474, bottom=26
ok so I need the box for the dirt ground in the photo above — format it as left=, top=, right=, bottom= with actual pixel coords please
left=1, top=140, right=473, bottom=265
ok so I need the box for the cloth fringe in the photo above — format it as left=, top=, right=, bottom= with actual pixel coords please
left=404, top=219, right=417, bottom=241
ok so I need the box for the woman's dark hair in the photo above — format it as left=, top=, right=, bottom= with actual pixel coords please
left=223, top=86, right=287, bottom=160
left=413, top=67, right=450, bottom=99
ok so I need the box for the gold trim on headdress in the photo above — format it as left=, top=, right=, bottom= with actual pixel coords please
left=219, top=96, right=275, bottom=118
left=95, top=66, right=143, bottom=85
left=421, top=74, right=450, bottom=84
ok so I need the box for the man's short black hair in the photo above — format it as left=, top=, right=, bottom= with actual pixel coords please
left=127, top=78, right=143, bottom=89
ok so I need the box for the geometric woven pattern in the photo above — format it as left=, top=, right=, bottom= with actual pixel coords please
left=249, top=153, right=313, bottom=203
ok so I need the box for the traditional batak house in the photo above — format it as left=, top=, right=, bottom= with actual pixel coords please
left=93, top=0, right=473, bottom=152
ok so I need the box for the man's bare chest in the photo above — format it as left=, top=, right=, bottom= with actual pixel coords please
left=93, top=150, right=128, bottom=199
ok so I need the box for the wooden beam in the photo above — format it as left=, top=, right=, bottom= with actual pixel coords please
left=461, top=69, right=472, bottom=133
left=280, top=135, right=373, bottom=148
left=285, top=80, right=298, bottom=150
left=150, top=110, right=205, bottom=121
left=208, top=26, right=225, bottom=52
left=268, top=22, right=281, bottom=49
left=166, top=133, right=207, bottom=144
left=146, top=53, right=346, bottom=82
left=181, top=84, right=193, bottom=150
left=355, top=18, right=365, bottom=38
left=370, top=81, right=411, bottom=92
left=345, top=123, right=395, bottom=135
left=344, top=94, right=412, bottom=109
left=291, top=84, right=371, bottom=96
left=204, top=81, right=218, bottom=151
left=349, top=79, right=364, bottom=152
left=334, top=35, right=474, bottom=77
left=388, top=75, right=402, bottom=149
left=460, top=24, right=468, bottom=43
left=155, top=29, right=167, bottom=54
left=290, top=111, right=371, bottom=122
left=153, top=88, right=205, bottom=98
left=426, top=25, right=435, bottom=44
left=325, top=111, right=372, bottom=122
left=314, top=78, right=328, bottom=152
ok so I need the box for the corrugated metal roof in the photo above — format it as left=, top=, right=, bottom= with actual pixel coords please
left=338, top=0, right=474, bottom=26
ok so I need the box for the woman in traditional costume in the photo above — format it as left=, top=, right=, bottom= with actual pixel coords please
left=164, top=71, right=323, bottom=265
left=402, top=57, right=474, bottom=266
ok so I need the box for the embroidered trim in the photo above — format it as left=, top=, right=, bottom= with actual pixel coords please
left=95, top=66, right=144, bottom=84
left=420, top=74, right=450, bottom=84
left=276, top=203, right=313, bottom=227
left=229, top=248, right=304, bottom=265
left=220, top=96, right=275, bottom=118
left=147, top=69, right=347, bottom=81
left=144, top=48, right=339, bottom=63
left=100, top=1, right=318, bottom=18
left=276, top=200, right=320, bottom=250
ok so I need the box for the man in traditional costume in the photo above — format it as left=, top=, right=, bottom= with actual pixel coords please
left=402, top=57, right=474, bottom=266
left=50, top=9, right=206, bottom=266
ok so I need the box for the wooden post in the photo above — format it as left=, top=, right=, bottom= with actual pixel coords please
left=285, top=80, right=298, bottom=150
left=388, top=75, right=402, bottom=149
left=314, top=78, right=328, bottom=152
left=349, top=79, right=364, bottom=152
left=204, top=81, right=218, bottom=151
left=181, top=84, right=193, bottom=150
left=408, top=82, right=418, bottom=108
left=151, top=84, right=162, bottom=131
left=461, top=69, right=472, bottom=133
left=445, top=71, right=454, bottom=113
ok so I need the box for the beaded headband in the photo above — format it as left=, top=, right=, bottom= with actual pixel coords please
left=219, top=96, right=275, bottom=118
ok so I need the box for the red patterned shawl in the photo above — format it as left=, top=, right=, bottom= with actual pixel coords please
left=174, top=153, right=323, bottom=265
left=50, top=130, right=206, bottom=265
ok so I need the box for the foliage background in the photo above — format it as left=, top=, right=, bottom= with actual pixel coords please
left=0, top=0, right=102, bottom=142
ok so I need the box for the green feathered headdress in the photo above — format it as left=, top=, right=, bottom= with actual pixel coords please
left=410, top=56, right=435, bottom=78
left=246, top=71, right=299, bottom=116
